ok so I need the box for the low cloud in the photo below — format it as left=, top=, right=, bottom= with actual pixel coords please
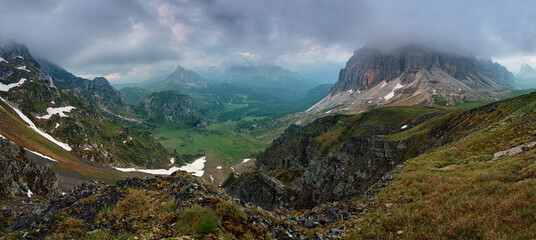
left=1, top=0, right=535, bottom=83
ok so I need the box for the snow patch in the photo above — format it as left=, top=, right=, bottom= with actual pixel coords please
left=15, top=56, right=24, bottom=59
left=0, top=78, right=26, bottom=92
left=231, top=167, right=235, bottom=173
left=0, top=97, right=72, bottom=151
left=242, top=158, right=251, bottom=164
left=0, top=57, right=7, bottom=63
left=401, top=125, right=408, bottom=130
left=432, top=89, right=437, bottom=94
left=55, top=123, right=60, bottom=129
left=16, top=66, right=30, bottom=72
left=210, top=175, right=214, bottom=183
left=384, top=83, right=404, bottom=101
left=380, top=81, right=387, bottom=88
left=347, top=89, right=354, bottom=94
left=36, top=106, right=76, bottom=119
left=51, top=101, right=55, bottom=104
left=170, top=157, right=175, bottom=164
left=115, top=156, right=206, bottom=177
left=26, top=149, right=58, bottom=162
left=27, top=189, right=33, bottom=198
left=216, top=165, right=222, bottom=170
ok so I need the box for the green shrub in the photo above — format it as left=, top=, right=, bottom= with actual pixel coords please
left=216, top=201, right=247, bottom=222
left=177, top=205, right=220, bottom=235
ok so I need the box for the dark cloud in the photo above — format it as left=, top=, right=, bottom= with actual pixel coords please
left=0, top=0, right=64, bottom=15
left=1, top=0, right=535, bottom=83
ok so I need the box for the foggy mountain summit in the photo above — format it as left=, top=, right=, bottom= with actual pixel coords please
left=308, top=43, right=517, bottom=114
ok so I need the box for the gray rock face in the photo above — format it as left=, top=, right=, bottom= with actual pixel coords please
left=224, top=113, right=423, bottom=209
left=226, top=100, right=508, bottom=210
left=330, top=44, right=516, bottom=95
left=0, top=139, right=58, bottom=198
left=223, top=172, right=289, bottom=210
left=37, top=58, right=131, bottom=112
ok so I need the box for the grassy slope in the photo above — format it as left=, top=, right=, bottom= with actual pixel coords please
left=0, top=99, right=147, bottom=182
left=347, top=92, right=536, bottom=239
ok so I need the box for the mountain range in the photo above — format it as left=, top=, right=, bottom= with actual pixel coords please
left=3, top=41, right=536, bottom=239
left=308, top=44, right=517, bottom=114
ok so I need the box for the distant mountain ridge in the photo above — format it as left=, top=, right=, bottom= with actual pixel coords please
left=308, top=44, right=516, bottom=113
left=152, top=65, right=209, bottom=92
left=219, top=64, right=317, bottom=94
left=37, top=58, right=131, bottom=113
left=515, top=63, right=536, bottom=89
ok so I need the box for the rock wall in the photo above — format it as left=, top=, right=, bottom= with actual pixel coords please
left=330, top=44, right=516, bottom=95
left=0, top=139, right=58, bottom=198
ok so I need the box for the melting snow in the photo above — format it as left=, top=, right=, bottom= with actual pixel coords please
left=0, top=78, right=26, bottom=92
left=210, top=175, right=214, bottom=183
left=231, top=167, right=235, bottom=173
left=384, top=83, right=404, bottom=101
left=16, top=66, right=30, bottom=72
left=242, top=158, right=251, bottom=164
left=26, top=149, right=58, bottom=162
left=55, top=123, right=60, bottom=129
left=170, top=157, right=175, bottom=164
left=347, top=89, right=354, bottom=94
left=216, top=165, right=222, bottom=170
left=15, top=56, right=24, bottom=59
left=401, top=125, right=408, bottom=130
left=36, top=106, right=76, bottom=119
left=0, top=57, right=7, bottom=63
left=0, top=97, right=72, bottom=151
left=115, top=156, right=206, bottom=177
left=432, top=89, right=437, bottom=94
left=51, top=101, right=55, bottom=104
left=380, top=81, right=387, bottom=88
left=27, top=189, right=33, bottom=198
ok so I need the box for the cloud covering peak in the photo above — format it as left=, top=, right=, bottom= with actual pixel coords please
left=1, top=0, right=534, bottom=83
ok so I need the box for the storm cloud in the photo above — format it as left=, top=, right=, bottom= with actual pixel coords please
left=1, top=0, right=534, bottom=83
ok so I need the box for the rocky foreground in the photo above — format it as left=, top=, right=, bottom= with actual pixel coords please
left=1, top=134, right=385, bottom=239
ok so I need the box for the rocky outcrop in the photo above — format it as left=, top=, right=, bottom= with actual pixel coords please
left=226, top=98, right=517, bottom=210
left=0, top=139, right=58, bottom=198
left=330, top=44, right=516, bottom=94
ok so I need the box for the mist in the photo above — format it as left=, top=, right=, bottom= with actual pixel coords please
left=1, top=0, right=534, bottom=83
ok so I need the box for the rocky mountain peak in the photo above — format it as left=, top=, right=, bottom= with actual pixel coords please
left=165, top=65, right=207, bottom=88
left=0, top=42, right=33, bottom=59
left=92, top=77, right=111, bottom=86
left=330, top=44, right=516, bottom=95
left=520, top=63, right=535, bottom=74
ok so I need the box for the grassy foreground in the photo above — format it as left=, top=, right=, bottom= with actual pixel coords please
left=347, top=93, right=536, bottom=239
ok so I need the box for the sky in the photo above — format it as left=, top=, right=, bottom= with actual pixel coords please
left=1, top=0, right=535, bottom=84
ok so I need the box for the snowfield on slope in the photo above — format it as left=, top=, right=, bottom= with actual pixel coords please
left=36, top=106, right=76, bottom=119
left=0, top=78, right=26, bottom=92
left=0, top=97, right=72, bottom=151
left=384, top=83, right=404, bottom=101
left=115, top=156, right=206, bottom=177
